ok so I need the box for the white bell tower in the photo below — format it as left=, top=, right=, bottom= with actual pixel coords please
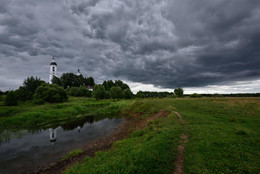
left=49, top=56, right=58, bottom=84
left=77, top=69, right=81, bottom=76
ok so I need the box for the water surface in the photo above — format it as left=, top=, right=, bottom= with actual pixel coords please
left=0, top=116, right=123, bottom=174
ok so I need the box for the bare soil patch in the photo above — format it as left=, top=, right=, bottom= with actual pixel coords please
left=173, top=112, right=189, bottom=174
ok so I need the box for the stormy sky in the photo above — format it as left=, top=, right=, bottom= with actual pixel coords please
left=0, top=0, right=260, bottom=93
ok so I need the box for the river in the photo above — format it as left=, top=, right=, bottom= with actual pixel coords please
left=0, top=116, right=123, bottom=174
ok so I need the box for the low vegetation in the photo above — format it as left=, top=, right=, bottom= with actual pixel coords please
left=62, top=149, right=84, bottom=161
left=64, top=101, right=183, bottom=174
left=4, top=91, right=18, bottom=106
left=63, top=97, right=259, bottom=174
left=33, top=83, right=68, bottom=104
left=66, top=86, right=91, bottom=97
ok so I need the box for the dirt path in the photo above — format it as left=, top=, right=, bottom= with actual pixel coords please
left=173, top=111, right=189, bottom=174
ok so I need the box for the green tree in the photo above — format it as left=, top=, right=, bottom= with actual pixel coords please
left=104, top=91, right=111, bottom=99
left=92, top=85, right=106, bottom=100
left=14, top=86, right=33, bottom=101
left=115, top=80, right=130, bottom=90
left=102, top=81, right=108, bottom=91
left=110, top=86, right=123, bottom=100
left=76, top=74, right=85, bottom=87
left=102, top=80, right=115, bottom=91
left=107, top=80, right=115, bottom=90
left=60, top=73, right=94, bottom=88
left=123, top=88, right=133, bottom=99
left=23, top=76, right=45, bottom=94
left=190, top=93, right=202, bottom=98
left=66, top=86, right=91, bottom=97
left=52, top=76, right=62, bottom=86
left=60, top=73, right=77, bottom=88
left=174, top=88, right=184, bottom=97
left=5, top=91, right=18, bottom=106
left=84, top=76, right=95, bottom=87
left=33, top=83, right=68, bottom=104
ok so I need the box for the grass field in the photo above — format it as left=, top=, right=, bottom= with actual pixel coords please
left=63, top=97, right=260, bottom=174
left=1, top=97, right=259, bottom=173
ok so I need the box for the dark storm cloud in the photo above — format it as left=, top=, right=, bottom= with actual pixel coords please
left=0, top=0, right=260, bottom=91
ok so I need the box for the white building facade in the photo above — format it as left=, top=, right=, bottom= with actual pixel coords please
left=49, top=56, right=58, bottom=84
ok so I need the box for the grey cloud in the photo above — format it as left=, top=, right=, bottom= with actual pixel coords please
left=0, top=0, right=260, bottom=91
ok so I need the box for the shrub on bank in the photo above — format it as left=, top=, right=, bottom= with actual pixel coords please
left=123, top=88, right=134, bottom=99
left=33, top=83, right=68, bottom=104
left=190, top=93, right=202, bottom=98
left=104, top=91, right=111, bottom=99
left=66, top=86, right=91, bottom=97
left=14, top=86, right=33, bottom=101
left=92, top=85, right=106, bottom=100
left=5, top=91, right=18, bottom=106
left=110, top=86, right=123, bottom=100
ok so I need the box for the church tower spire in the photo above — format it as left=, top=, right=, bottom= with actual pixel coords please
left=49, top=56, right=58, bottom=84
left=77, top=69, right=81, bottom=76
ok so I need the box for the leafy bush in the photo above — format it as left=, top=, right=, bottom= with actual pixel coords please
left=174, top=88, right=184, bottom=97
left=123, top=88, right=133, bottom=99
left=60, top=73, right=95, bottom=89
left=14, top=86, right=33, bottom=101
left=102, top=80, right=129, bottom=91
left=23, top=76, right=45, bottom=94
left=66, top=86, right=91, bottom=97
left=110, top=86, right=123, bottom=100
left=92, top=85, right=106, bottom=100
left=136, top=91, right=174, bottom=98
left=104, top=91, right=111, bottom=99
left=5, top=91, right=18, bottom=106
left=52, top=76, right=62, bottom=86
left=212, top=93, right=223, bottom=97
left=33, top=83, right=68, bottom=104
left=190, top=93, right=202, bottom=98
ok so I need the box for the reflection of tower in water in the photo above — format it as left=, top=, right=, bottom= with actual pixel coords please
left=77, top=126, right=81, bottom=132
left=49, top=128, right=57, bottom=146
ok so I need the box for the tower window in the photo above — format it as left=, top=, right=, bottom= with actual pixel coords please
left=53, top=67, right=55, bottom=71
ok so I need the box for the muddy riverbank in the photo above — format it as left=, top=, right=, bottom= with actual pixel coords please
left=26, top=110, right=169, bottom=174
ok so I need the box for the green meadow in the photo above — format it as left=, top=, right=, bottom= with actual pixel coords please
left=64, top=97, right=260, bottom=174
left=0, top=97, right=259, bottom=173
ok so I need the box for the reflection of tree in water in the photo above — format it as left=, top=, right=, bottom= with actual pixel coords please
left=28, top=129, right=42, bottom=134
left=0, top=136, right=10, bottom=146
left=61, top=116, right=94, bottom=131
left=60, top=114, right=118, bottom=131
left=0, top=114, right=121, bottom=146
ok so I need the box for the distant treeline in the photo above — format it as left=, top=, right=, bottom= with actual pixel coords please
left=190, top=93, right=260, bottom=97
left=1, top=75, right=260, bottom=106
left=136, top=91, right=175, bottom=98
left=52, top=73, right=95, bottom=88
left=0, top=74, right=135, bottom=105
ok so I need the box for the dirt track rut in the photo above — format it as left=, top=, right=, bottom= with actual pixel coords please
left=173, top=111, right=189, bottom=174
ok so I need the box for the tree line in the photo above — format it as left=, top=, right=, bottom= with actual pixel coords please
left=0, top=74, right=135, bottom=105
left=2, top=74, right=259, bottom=106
